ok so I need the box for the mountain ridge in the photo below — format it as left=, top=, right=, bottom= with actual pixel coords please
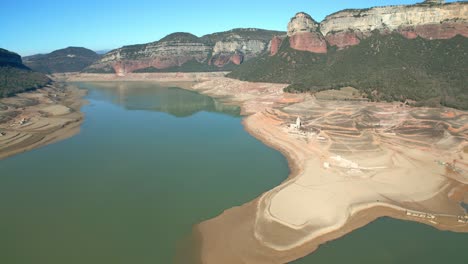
left=226, top=1, right=468, bottom=109
left=84, top=28, right=285, bottom=75
left=23, top=47, right=100, bottom=74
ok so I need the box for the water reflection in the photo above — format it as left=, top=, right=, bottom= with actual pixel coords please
left=76, top=82, right=240, bottom=117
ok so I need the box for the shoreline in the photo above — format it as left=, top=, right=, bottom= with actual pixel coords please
left=6, top=72, right=467, bottom=263
left=178, top=75, right=468, bottom=263
left=0, top=82, right=86, bottom=160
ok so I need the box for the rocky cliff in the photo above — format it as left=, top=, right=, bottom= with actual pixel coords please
left=85, top=28, right=284, bottom=75
left=284, top=1, right=468, bottom=52
left=23, top=47, right=100, bottom=74
left=287, top=12, right=328, bottom=53
left=229, top=1, right=468, bottom=110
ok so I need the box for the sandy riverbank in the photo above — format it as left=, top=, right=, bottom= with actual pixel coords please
left=0, top=82, right=86, bottom=160
left=54, top=73, right=468, bottom=263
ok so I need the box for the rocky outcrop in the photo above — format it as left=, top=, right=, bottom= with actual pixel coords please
left=325, top=30, right=362, bottom=49
left=276, top=2, right=467, bottom=53
left=269, top=36, right=285, bottom=56
left=88, top=33, right=212, bottom=75
left=288, top=32, right=328, bottom=53
left=86, top=29, right=284, bottom=75
left=209, top=38, right=266, bottom=65
left=287, top=13, right=328, bottom=53
left=320, top=2, right=468, bottom=49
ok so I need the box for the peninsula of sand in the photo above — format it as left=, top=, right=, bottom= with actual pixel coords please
left=9, top=72, right=468, bottom=263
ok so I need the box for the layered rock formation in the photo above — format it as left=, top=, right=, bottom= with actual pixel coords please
left=323, top=1, right=467, bottom=49
left=270, top=36, right=284, bottom=56
left=23, top=47, right=100, bottom=73
left=287, top=12, right=328, bottom=53
left=86, top=29, right=284, bottom=75
left=86, top=1, right=467, bottom=74
left=90, top=33, right=212, bottom=75
left=283, top=1, right=467, bottom=52
left=229, top=1, right=468, bottom=110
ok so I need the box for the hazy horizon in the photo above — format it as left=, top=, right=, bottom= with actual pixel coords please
left=1, top=0, right=460, bottom=56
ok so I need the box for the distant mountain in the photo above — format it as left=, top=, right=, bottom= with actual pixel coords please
left=84, top=28, right=285, bottom=75
left=0, top=48, right=50, bottom=97
left=229, top=2, right=468, bottom=109
left=95, top=49, right=111, bottom=55
left=23, top=47, right=100, bottom=74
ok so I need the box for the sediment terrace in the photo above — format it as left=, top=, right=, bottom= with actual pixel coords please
left=189, top=76, right=468, bottom=263
left=0, top=83, right=85, bottom=160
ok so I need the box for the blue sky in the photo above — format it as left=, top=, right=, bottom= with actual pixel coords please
left=0, top=0, right=460, bottom=56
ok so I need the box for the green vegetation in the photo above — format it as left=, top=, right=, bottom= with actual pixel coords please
left=23, top=47, right=100, bottom=73
left=201, top=28, right=285, bottom=44
left=228, top=33, right=468, bottom=109
left=159, top=32, right=201, bottom=43
left=0, top=66, right=50, bottom=97
left=84, top=66, right=115, bottom=73
left=0, top=49, right=50, bottom=97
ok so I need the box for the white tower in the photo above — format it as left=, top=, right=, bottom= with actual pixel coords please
left=296, top=117, right=302, bottom=129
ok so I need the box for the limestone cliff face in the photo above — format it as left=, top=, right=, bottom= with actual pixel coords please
left=210, top=39, right=266, bottom=66
left=87, top=33, right=212, bottom=75
left=320, top=2, right=468, bottom=49
left=277, top=2, right=467, bottom=53
left=86, top=29, right=284, bottom=75
left=287, top=12, right=328, bottom=53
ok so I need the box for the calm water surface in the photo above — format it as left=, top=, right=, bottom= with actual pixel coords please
left=0, top=82, right=466, bottom=264
left=0, top=82, right=288, bottom=264
left=293, top=217, right=468, bottom=264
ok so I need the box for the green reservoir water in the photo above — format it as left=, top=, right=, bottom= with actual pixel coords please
left=0, top=82, right=466, bottom=264
left=292, top=217, right=468, bottom=264
left=0, top=82, right=288, bottom=264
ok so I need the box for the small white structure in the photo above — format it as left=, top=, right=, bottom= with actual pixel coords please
left=290, top=117, right=302, bottom=129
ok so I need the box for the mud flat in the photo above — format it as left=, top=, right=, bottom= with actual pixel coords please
left=0, top=83, right=85, bottom=160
